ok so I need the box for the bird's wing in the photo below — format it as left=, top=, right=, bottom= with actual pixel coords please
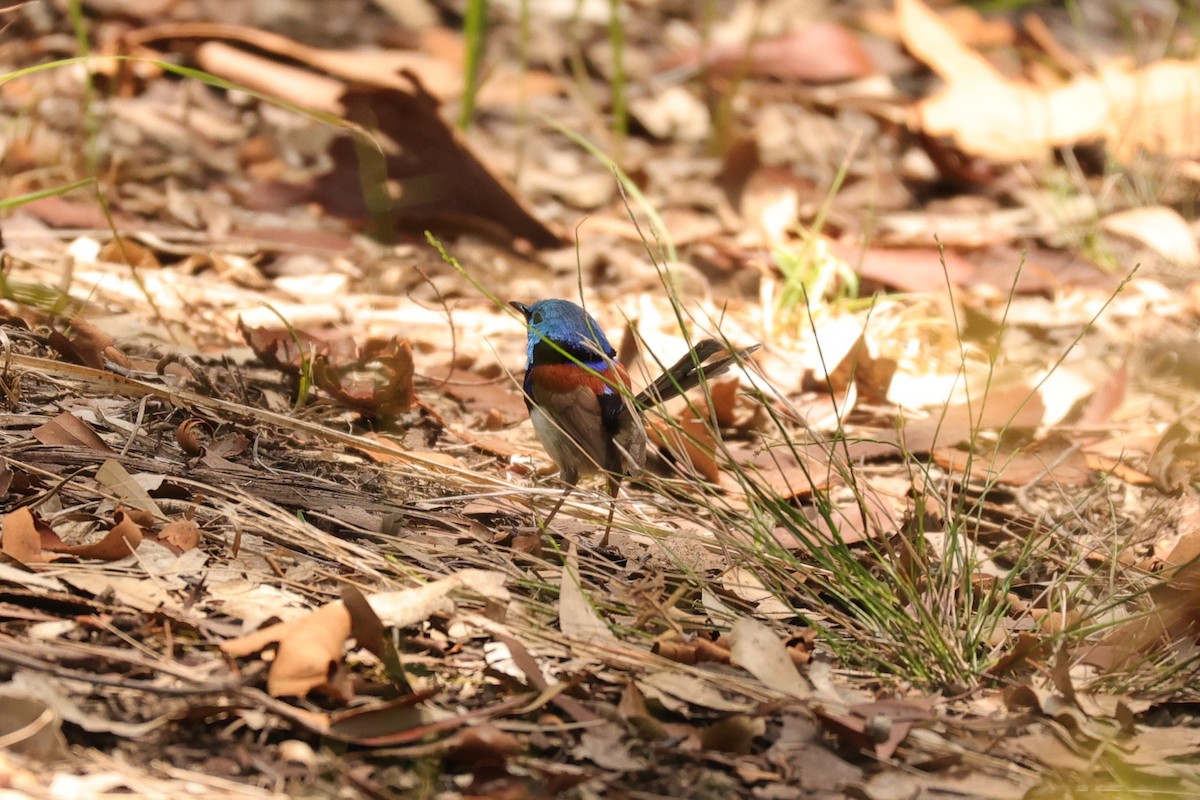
left=529, top=381, right=611, bottom=480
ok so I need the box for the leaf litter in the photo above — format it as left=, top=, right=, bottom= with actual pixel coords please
left=3, top=0, right=1200, bottom=798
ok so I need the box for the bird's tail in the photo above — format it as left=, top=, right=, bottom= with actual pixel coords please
left=633, top=340, right=760, bottom=411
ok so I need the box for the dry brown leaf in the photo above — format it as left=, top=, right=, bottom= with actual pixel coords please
left=46, top=319, right=129, bottom=371
left=1, top=507, right=54, bottom=564
left=20, top=197, right=115, bottom=230
left=559, top=543, right=614, bottom=643
left=729, top=617, right=811, bottom=700
left=188, top=38, right=562, bottom=248
left=207, top=433, right=249, bottom=460
left=837, top=244, right=976, bottom=292
left=1100, top=206, right=1200, bottom=268
left=799, top=481, right=905, bottom=547
left=95, top=459, right=163, bottom=518
left=932, top=436, right=1092, bottom=488
left=682, top=22, right=875, bottom=84
left=825, top=333, right=897, bottom=405
left=1008, top=730, right=1093, bottom=772
left=1090, top=528, right=1200, bottom=670
left=237, top=319, right=355, bottom=373
left=709, top=377, right=759, bottom=431
left=31, top=412, right=114, bottom=453
left=641, top=672, right=753, bottom=714
left=863, top=4, right=1014, bottom=48
left=157, top=520, right=201, bottom=553
left=1161, top=532, right=1200, bottom=596
left=1118, top=725, right=1200, bottom=766
left=1083, top=452, right=1154, bottom=486
left=1078, top=361, right=1128, bottom=426
left=1148, top=419, right=1200, bottom=494
left=0, top=694, right=67, bottom=761
left=313, top=336, right=416, bottom=418
left=97, top=236, right=160, bottom=270
left=700, top=715, right=765, bottom=755
left=574, top=722, right=648, bottom=770
left=900, top=0, right=1200, bottom=163
left=648, top=414, right=721, bottom=484
left=899, top=384, right=1046, bottom=454
left=443, top=723, right=522, bottom=768
left=152, top=23, right=463, bottom=95
left=63, top=511, right=143, bottom=561
left=368, top=570, right=510, bottom=628
left=618, top=682, right=669, bottom=742
left=221, top=600, right=353, bottom=699
left=740, top=446, right=833, bottom=502
left=268, top=601, right=354, bottom=699
left=818, top=698, right=934, bottom=760
left=321, top=83, right=563, bottom=247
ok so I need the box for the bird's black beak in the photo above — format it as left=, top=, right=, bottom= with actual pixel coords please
left=510, top=301, right=531, bottom=319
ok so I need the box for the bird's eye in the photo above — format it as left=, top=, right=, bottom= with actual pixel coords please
left=529, top=312, right=543, bottom=325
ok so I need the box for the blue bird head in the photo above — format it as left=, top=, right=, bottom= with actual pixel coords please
left=511, top=299, right=616, bottom=366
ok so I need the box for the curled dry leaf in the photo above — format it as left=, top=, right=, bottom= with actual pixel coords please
left=237, top=318, right=356, bottom=372
left=4, top=507, right=144, bottom=563
left=787, top=629, right=818, bottom=667
left=63, top=511, right=144, bottom=561
left=313, top=336, right=416, bottom=418
left=824, top=334, right=898, bottom=406
left=652, top=634, right=731, bottom=666
left=239, top=318, right=417, bottom=418
left=175, top=418, right=209, bottom=456
left=223, top=571, right=508, bottom=698
left=1148, top=419, right=1200, bottom=495
left=221, top=600, right=353, bottom=699
left=709, top=378, right=759, bottom=431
